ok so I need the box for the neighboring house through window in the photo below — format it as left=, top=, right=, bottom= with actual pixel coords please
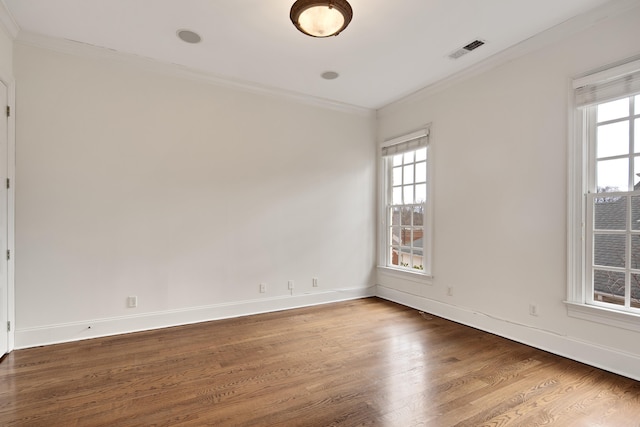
left=380, top=128, right=432, bottom=276
left=568, top=58, right=640, bottom=329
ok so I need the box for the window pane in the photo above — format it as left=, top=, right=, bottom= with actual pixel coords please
left=413, top=206, right=424, bottom=226
left=392, top=154, right=403, bottom=166
left=597, top=98, right=629, bottom=122
left=391, top=227, right=401, bottom=245
left=403, top=151, right=414, bottom=164
left=392, top=187, right=402, bottom=205
left=636, top=119, right=640, bottom=153
left=412, top=228, right=423, bottom=248
left=415, top=161, right=427, bottom=183
left=391, top=207, right=401, bottom=226
left=597, top=158, right=628, bottom=192
left=392, top=167, right=402, bottom=186
left=633, top=196, right=640, bottom=231
left=410, top=255, right=422, bottom=270
left=401, top=228, right=411, bottom=246
left=403, top=164, right=414, bottom=184
left=414, top=184, right=426, bottom=203
left=636, top=95, right=640, bottom=116
left=594, top=196, right=626, bottom=230
left=593, top=269, right=625, bottom=306
left=390, top=247, right=400, bottom=267
left=635, top=156, right=640, bottom=188
left=415, top=147, right=427, bottom=162
left=401, top=207, right=412, bottom=226
left=596, top=121, right=629, bottom=159
left=398, top=247, right=411, bottom=267
left=631, top=235, right=640, bottom=270
left=631, top=274, right=640, bottom=309
left=403, top=185, right=413, bottom=204
left=594, top=234, right=626, bottom=268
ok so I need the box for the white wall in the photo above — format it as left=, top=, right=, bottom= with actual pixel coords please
left=14, top=42, right=376, bottom=346
left=0, top=26, right=11, bottom=79
left=377, top=6, right=640, bottom=379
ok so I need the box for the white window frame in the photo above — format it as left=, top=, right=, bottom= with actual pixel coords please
left=378, top=127, right=433, bottom=280
left=567, top=58, right=640, bottom=331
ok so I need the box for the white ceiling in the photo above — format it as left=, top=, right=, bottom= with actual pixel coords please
left=1, top=0, right=621, bottom=109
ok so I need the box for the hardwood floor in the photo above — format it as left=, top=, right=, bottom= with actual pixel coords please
left=1, top=298, right=639, bottom=426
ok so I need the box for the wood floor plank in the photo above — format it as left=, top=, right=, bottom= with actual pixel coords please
left=1, top=298, right=639, bottom=426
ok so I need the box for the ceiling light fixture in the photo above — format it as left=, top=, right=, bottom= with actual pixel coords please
left=290, top=0, right=353, bottom=38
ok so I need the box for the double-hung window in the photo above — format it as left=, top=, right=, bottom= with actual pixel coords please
left=568, top=59, right=640, bottom=328
left=380, top=128, right=432, bottom=276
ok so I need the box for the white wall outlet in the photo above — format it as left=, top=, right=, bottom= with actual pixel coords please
left=312, top=277, right=318, bottom=287
left=529, top=303, right=538, bottom=316
left=127, top=296, right=138, bottom=308
left=259, top=283, right=266, bottom=293
left=288, top=280, right=294, bottom=290
left=447, top=287, right=453, bottom=296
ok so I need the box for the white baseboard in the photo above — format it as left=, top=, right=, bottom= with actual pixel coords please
left=15, top=287, right=375, bottom=349
left=16, top=284, right=640, bottom=382
left=377, top=285, right=640, bottom=381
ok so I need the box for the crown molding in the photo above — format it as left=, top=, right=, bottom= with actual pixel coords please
left=15, top=30, right=374, bottom=117
left=377, top=0, right=640, bottom=117
left=0, top=0, right=19, bottom=39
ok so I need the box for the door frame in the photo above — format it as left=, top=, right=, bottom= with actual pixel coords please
left=0, top=75, right=15, bottom=354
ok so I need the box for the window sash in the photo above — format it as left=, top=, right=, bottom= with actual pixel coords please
left=585, top=191, right=640, bottom=313
left=583, top=93, right=640, bottom=314
left=387, top=203, right=425, bottom=271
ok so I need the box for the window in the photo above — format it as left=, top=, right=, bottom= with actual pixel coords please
left=587, top=95, right=640, bottom=311
left=568, top=59, right=640, bottom=328
left=380, top=128, right=431, bottom=275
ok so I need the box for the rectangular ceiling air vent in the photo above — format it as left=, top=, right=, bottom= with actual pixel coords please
left=448, top=39, right=486, bottom=59
left=463, top=39, right=485, bottom=51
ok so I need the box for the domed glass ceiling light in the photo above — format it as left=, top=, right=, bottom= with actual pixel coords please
left=290, top=0, right=353, bottom=38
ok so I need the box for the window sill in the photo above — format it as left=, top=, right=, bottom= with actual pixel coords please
left=565, top=301, right=640, bottom=332
left=377, top=266, right=433, bottom=285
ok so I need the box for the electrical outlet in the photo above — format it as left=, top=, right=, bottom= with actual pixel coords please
left=288, top=280, right=295, bottom=290
left=127, top=296, right=138, bottom=308
left=312, top=277, right=318, bottom=287
left=529, top=304, right=538, bottom=316
left=260, top=283, right=266, bottom=293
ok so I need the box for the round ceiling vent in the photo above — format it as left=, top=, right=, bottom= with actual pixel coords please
left=177, top=29, right=202, bottom=44
left=321, top=71, right=339, bottom=80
